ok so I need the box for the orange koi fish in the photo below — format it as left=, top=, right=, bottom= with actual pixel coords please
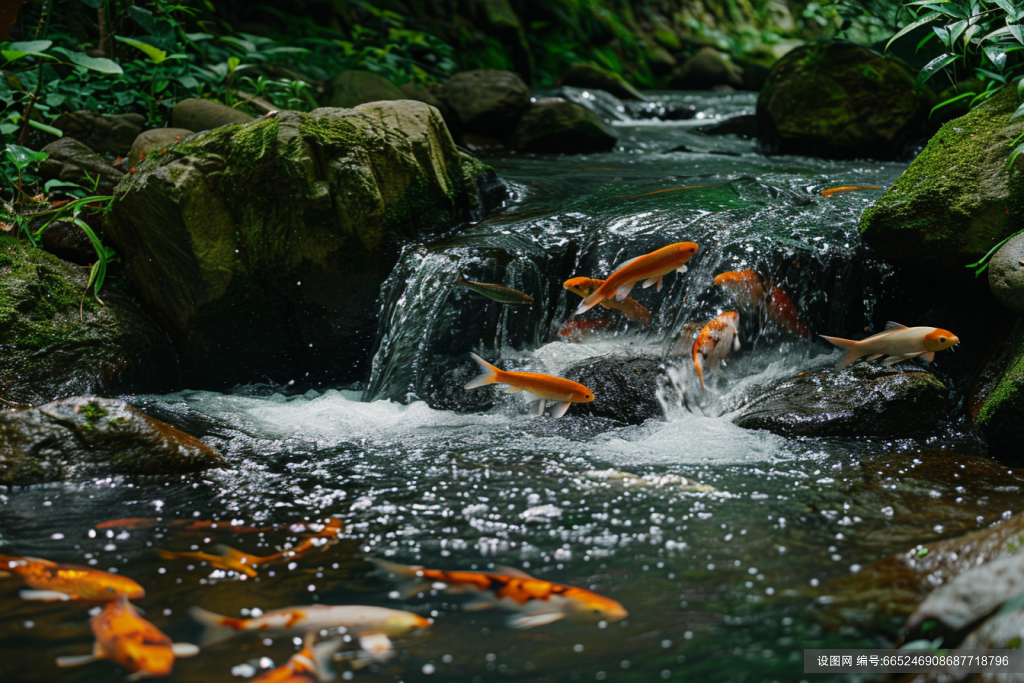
left=558, top=318, right=613, bottom=341
left=818, top=185, right=882, bottom=198
left=252, top=634, right=343, bottom=683
left=574, top=242, right=698, bottom=316
left=0, top=553, right=145, bottom=602
left=563, top=277, right=650, bottom=324
left=96, top=518, right=278, bottom=533
left=465, top=353, right=594, bottom=418
left=371, top=559, right=628, bottom=630
left=157, top=546, right=260, bottom=578
left=713, top=270, right=766, bottom=311
left=189, top=604, right=431, bottom=651
left=821, top=322, right=959, bottom=369
left=56, top=595, right=199, bottom=679
left=765, top=286, right=810, bottom=339
left=692, top=312, right=741, bottom=390
left=613, top=185, right=708, bottom=199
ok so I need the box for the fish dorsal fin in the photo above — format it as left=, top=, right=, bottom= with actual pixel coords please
left=884, top=322, right=908, bottom=331
left=615, top=254, right=644, bottom=271
left=494, top=565, right=535, bottom=579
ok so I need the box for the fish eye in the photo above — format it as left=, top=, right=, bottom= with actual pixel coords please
left=940, top=337, right=947, bottom=343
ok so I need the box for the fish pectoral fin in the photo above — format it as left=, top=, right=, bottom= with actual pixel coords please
left=506, top=386, right=525, bottom=394
left=882, top=353, right=922, bottom=366
left=20, top=590, right=72, bottom=601
left=866, top=353, right=885, bottom=361
left=507, top=612, right=566, bottom=630
left=883, top=321, right=909, bottom=331
left=172, top=643, right=200, bottom=658
left=463, top=597, right=497, bottom=612
left=549, top=401, right=572, bottom=418
left=56, top=654, right=98, bottom=668
left=921, top=351, right=935, bottom=362
left=676, top=264, right=688, bottom=273
left=732, top=336, right=741, bottom=352
left=613, top=283, right=635, bottom=302
left=358, top=633, right=394, bottom=658
left=494, top=565, right=536, bottom=579
left=530, top=399, right=546, bottom=417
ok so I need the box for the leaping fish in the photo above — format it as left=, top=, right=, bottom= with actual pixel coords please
left=692, top=312, right=741, bottom=390
left=563, top=277, right=650, bottom=324
left=456, top=274, right=534, bottom=305
left=573, top=242, right=698, bottom=316
left=370, top=559, right=628, bottom=630
left=820, top=323, right=959, bottom=369
left=464, top=352, right=593, bottom=418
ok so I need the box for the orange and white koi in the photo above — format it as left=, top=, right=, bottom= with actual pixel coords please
left=188, top=604, right=431, bottom=650
left=692, top=312, right=741, bottom=390
left=465, top=352, right=594, bottom=418
left=573, top=242, right=699, bottom=316
left=820, top=322, right=959, bottom=369
left=765, top=286, right=810, bottom=339
left=563, top=277, right=650, bottom=324
left=818, top=185, right=882, bottom=198
left=56, top=595, right=198, bottom=680
left=713, top=270, right=766, bottom=312
left=252, top=634, right=344, bottom=683
left=158, top=546, right=260, bottom=578
left=371, top=559, right=628, bottom=630
left=0, top=553, right=145, bottom=602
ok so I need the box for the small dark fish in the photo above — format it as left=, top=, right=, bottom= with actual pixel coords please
left=456, top=274, right=534, bottom=305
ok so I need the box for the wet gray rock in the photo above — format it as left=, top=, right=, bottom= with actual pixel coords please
left=38, top=138, right=123, bottom=193
left=0, top=396, right=224, bottom=486
left=53, top=110, right=146, bottom=156
left=440, top=70, right=531, bottom=138
left=670, top=47, right=744, bottom=90
left=171, top=98, right=254, bottom=131
left=323, top=70, right=404, bottom=109
left=904, top=552, right=1024, bottom=646
left=561, top=63, right=644, bottom=101
left=39, top=219, right=94, bottom=265
left=735, top=363, right=948, bottom=437
left=400, top=82, right=449, bottom=119
left=960, top=604, right=1024, bottom=653
left=128, top=127, right=193, bottom=168
left=699, top=114, right=758, bottom=138
left=562, top=355, right=663, bottom=425
left=511, top=98, right=619, bottom=154
left=988, top=232, right=1024, bottom=315
left=555, top=86, right=631, bottom=122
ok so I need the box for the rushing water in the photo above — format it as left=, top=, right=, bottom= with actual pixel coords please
left=1, top=92, right=1016, bottom=683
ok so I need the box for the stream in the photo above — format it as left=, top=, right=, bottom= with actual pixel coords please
left=1, top=91, right=1018, bottom=683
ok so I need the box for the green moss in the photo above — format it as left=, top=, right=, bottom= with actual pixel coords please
left=977, top=320, right=1024, bottom=431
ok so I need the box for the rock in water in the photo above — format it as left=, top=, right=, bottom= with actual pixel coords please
left=53, top=110, right=146, bottom=156
left=323, top=70, right=404, bottom=108
left=735, top=363, right=948, bottom=437
left=561, top=63, right=644, bottom=101
left=0, top=397, right=223, bottom=485
left=106, top=101, right=500, bottom=389
left=0, top=236, right=175, bottom=406
left=38, top=138, right=123, bottom=193
left=171, top=98, right=254, bottom=131
left=670, top=47, right=744, bottom=90
left=756, top=42, right=930, bottom=160
left=988, top=232, right=1024, bottom=314
left=562, top=355, right=663, bottom=425
left=971, top=318, right=1024, bottom=458
left=511, top=98, right=619, bottom=154
left=440, top=70, right=531, bottom=138
left=861, top=87, right=1024, bottom=279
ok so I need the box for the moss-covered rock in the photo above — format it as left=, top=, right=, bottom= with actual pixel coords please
left=171, top=98, right=254, bottom=131
left=0, top=396, right=223, bottom=485
left=561, top=63, right=644, bottom=101
left=861, top=87, right=1024, bottom=279
left=756, top=42, right=931, bottom=160
left=511, top=98, right=619, bottom=153
left=0, top=236, right=176, bottom=406
left=106, top=101, right=501, bottom=388
left=322, top=70, right=405, bottom=109
left=128, top=127, right=193, bottom=168
left=971, top=318, right=1024, bottom=458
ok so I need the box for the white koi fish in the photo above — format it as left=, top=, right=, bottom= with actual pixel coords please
left=820, top=322, right=959, bottom=369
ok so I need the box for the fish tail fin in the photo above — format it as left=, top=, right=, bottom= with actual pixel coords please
left=694, top=356, right=705, bottom=390
left=312, top=637, right=345, bottom=682
left=188, top=606, right=239, bottom=646
left=368, top=558, right=432, bottom=598
left=820, top=335, right=861, bottom=369
left=465, top=352, right=502, bottom=389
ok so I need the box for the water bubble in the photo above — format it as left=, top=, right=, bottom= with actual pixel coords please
left=422, top=664, right=436, bottom=674
left=574, top=644, right=584, bottom=653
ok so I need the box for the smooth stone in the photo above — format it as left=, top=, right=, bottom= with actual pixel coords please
left=171, top=98, right=254, bottom=131
left=400, top=82, right=449, bottom=119
left=127, top=127, right=193, bottom=168
left=37, top=138, right=123, bottom=193
left=562, top=354, right=663, bottom=425
left=323, top=70, right=404, bottom=109
left=511, top=98, right=619, bottom=154
left=53, top=110, right=146, bottom=156
left=440, top=70, right=531, bottom=138
left=988, top=232, right=1024, bottom=314
left=670, top=47, right=744, bottom=90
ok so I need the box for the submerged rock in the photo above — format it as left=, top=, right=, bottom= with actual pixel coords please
left=970, top=318, right=1024, bottom=458
left=0, top=236, right=175, bottom=406
left=171, top=98, right=254, bottom=131
left=562, top=355, right=663, bottom=425
left=756, top=42, right=930, bottom=160
left=561, top=63, right=644, bottom=101
left=988, top=233, right=1024, bottom=314
left=127, top=127, right=193, bottom=168
left=107, top=101, right=500, bottom=388
left=511, top=98, right=619, bottom=154
left=53, top=110, right=146, bottom=156
left=670, top=47, right=744, bottom=90
left=861, top=88, right=1024, bottom=279
left=38, top=138, right=123, bottom=193
left=323, top=70, right=404, bottom=109
left=699, top=114, right=758, bottom=138
left=735, top=363, right=948, bottom=437
left=0, top=396, right=223, bottom=486
left=440, top=70, right=530, bottom=138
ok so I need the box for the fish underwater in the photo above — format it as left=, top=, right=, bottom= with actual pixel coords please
left=713, top=270, right=766, bottom=312
left=189, top=604, right=432, bottom=650
left=558, top=318, right=613, bottom=342
left=370, top=559, right=628, bottom=630
left=765, top=286, right=810, bottom=339
left=0, top=553, right=145, bottom=601
left=820, top=322, right=959, bottom=369
left=573, top=242, right=698, bottom=315
left=456, top=273, right=534, bottom=305
left=464, top=352, right=594, bottom=417
left=714, top=270, right=809, bottom=338
left=251, top=635, right=344, bottom=683
left=157, top=546, right=260, bottom=578
left=563, top=277, right=650, bottom=324
left=818, top=185, right=882, bottom=198
left=56, top=595, right=199, bottom=680
left=692, top=312, right=741, bottom=390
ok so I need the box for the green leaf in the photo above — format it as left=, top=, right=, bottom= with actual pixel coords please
left=27, top=119, right=62, bottom=137
left=1011, top=24, right=1024, bottom=45
left=1, top=39, right=53, bottom=62
left=127, top=6, right=157, bottom=32
left=115, top=36, right=167, bottom=64
left=77, top=0, right=103, bottom=7
left=922, top=2, right=966, bottom=18
left=889, top=12, right=943, bottom=51
left=975, top=67, right=1007, bottom=83
left=185, top=32, right=213, bottom=41
left=1010, top=99, right=1024, bottom=121
left=44, top=179, right=84, bottom=192
left=4, top=144, right=48, bottom=170
left=930, top=90, right=977, bottom=115
left=1008, top=142, right=1024, bottom=168
left=67, top=52, right=123, bottom=74
left=219, top=36, right=257, bottom=53
left=918, top=53, right=957, bottom=84
left=995, top=0, right=1017, bottom=16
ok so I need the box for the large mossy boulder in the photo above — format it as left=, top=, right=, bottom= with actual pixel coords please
left=511, top=98, right=619, bottom=154
left=323, top=70, right=405, bottom=109
left=106, top=101, right=500, bottom=388
left=756, top=42, right=930, bottom=160
left=861, top=88, right=1024, bottom=279
left=0, top=396, right=223, bottom=486
left=971, top=318, right=1024, bottom=459
left=735, top=363, right=948, bottom=437
left=0, top=236, right=176, bottom=406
